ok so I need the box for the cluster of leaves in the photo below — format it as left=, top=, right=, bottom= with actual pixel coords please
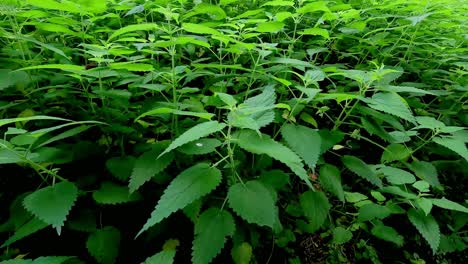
left=0, top=0, right=467, bottom=263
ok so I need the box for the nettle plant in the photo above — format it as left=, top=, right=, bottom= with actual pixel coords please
left=1, top=0, right=467, bottom=263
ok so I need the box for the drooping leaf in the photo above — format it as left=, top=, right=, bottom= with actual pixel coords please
left=138, top=164, right=222, bottom=236
left=299, top=191, right=331, bottom=232
left=109, top=63, right=154, bottom=72
left=106, top=156, right=135, bottom=181
left=358, top=203, right=391, bottom=222
left=332, top=227, right=352, bottom=245
left=182, top=23, right=221, bottom=35
left=319, top=164, right=344, bottom=202
left=255, top=21, right=285, bottom=33
left=142, top=250, right=176, bottom=264
left=364, top=92, right=415, bottom=123
left=416, top=198, right=433, bottom=215
left=430, top=198, right=468, bottom=213
left=235, top=130, right=312, bottom=188
left=228, top=181, right=276, bottom=228
left=281, top=124, right=321, bottom=170
left=192, top=208, right=235, bottom=264
left=408, top=161, right=441, bottom=188
left=1, top=217, right=48, bottom=248
left=159, top=121, right=226, bottom=157
left=0, top=256, right=74, bottom=264
left=130, top=147, right=174, bottom=193
left=108, top=23, right=159, bottom=41
left=86, top=226, right=120, bottom=264
left=342, top=155, right=382, bottom=188
left=378, top=166, right=416, bottom=185
left=433, top=137, right=468, bottom=162
left=381, top=144, right=411, bottom=163
left=300, top=28, right=330, bottom=39
left=371, top=224, right=404, bottom=247
left=408, top=209, right=440, bottom=254
left=23, top=181, right=78, bottom=234
left=93, top=182, right=141, bottom=205
left=228, top=86, right=276, bottom=132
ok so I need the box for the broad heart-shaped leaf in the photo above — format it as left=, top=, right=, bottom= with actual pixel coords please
left=235, top=130, right=313, bottom=188
left=430, top=198, right=468, bottom=213
left=227, top=181, right=276, bottom=228
left=130, top=147, right=174, bottom=193
left=106, top=156, right=135, bottom=181
left=192, top=208, right=235, bottom=264
left=137, top=163, right=222, bottom=236
left=377, top=166, right=416, bottom=185
left=371, top=224, right=404, bottom=247
left=281, top=124, right=321, bottom=170
left=1, top=217, right=48, bottom=248
left=408, top=209, right=440, bottom=254
left=342, top=156, right=382, bottom=188
left=93, top=182, right=141, bottom=205
left=357, top=203, right=391, bottom=222
left=433, top=136, right=468, bottom=162
left=142, top=250, right=176, bottom=264
left=299, top=191, right=331, bottom=232
left=363, top=92, right=416, bottom=123
left=319, top=164, right=344, bottom=202
left=158, top=121, right=226, bottom=158
left=86, top=226, right=120, bottom=264
left=23, top=181, right=78, bottom=234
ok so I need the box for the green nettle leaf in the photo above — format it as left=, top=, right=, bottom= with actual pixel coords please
left=255, top=21, right=285, bottom=33
left=258, top=170, right=290, bottom=190
left=414, top=116, right=446, bottom=130
left=106, top=156, right=135, bottom=181
left=416, top=198, right=433, bottom=215
left=377, top=166, right=416, bottom=185
left=130, top=148, right=174, bottom=193
left=138, top=164, right=222, bottom=236
left=86, top=226, right=120, bottom=264
left=299, top=191, right=331, bottom=232
left=300, top=28, right=330, bottom=39
left=192, top=208, right=235, bottom=264
left=1, top=218, right=48, bottom=248
left=23, top=181, right=78, bottom=234
left=381, top=143, right=411, bottom=163
left=408, top=161, right=441, bottom=187
left=344, top=192, right=368, bottom=203
left=93, top=182, right=141, bottom=205
left=227, top=181, right=276, bottom=228
left=109, top=63, right=154, bottom=72
left=142, top=250, right=175, bottom=264
left=182, top=23, right=221, bottom=35
left=231, top=242, right=253, bottom=264
left=430, top=198, right=468, bottom=213
left=319, top=164, right=345, bottom=202
left=364, top=92, right=416, bottom=123
left=332, top=227, right=353, bottom=245
left=281, top=124, right=321, bottom=170
left=228, top=86, right=276, bottom=132
left=108, top=23, right=159, bottom=41
left=358, top=203, right=391, bottom=222
left=235, top=130, right=312, bottom=188
left=342, top=156, right=382, bottom=188
left=371, top=224, right=404, bottom=247
left=177, top=138, right=222, bottom=155
left=433, top=137, right=468, bottom=162
left=159, top=121, right=226, bottom=157
left=408, top=209, right=440, bottom=254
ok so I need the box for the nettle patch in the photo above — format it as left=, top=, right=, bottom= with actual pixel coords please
left=0, top=0, right=467, bottom=263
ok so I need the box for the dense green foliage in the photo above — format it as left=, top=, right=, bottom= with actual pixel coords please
left=1, top=0, right=467, bottom=263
